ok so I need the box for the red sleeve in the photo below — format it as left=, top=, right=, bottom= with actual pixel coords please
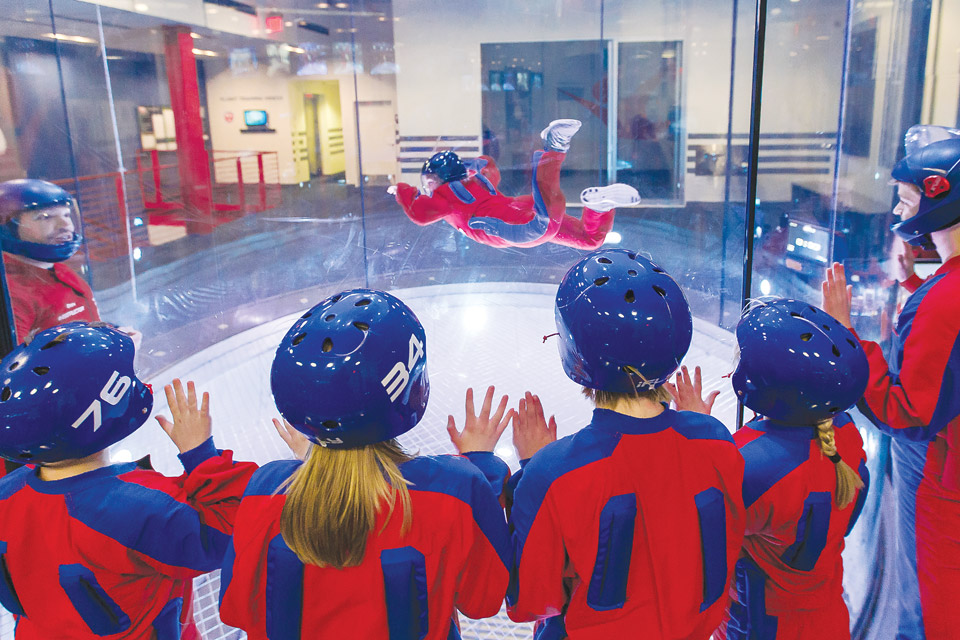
left=900, top=273, right=925, bottom=294
left=115, top=441, right=258, bottom=578
left=395, top=183, right=448, bottom=225
left=855, top=275, right=960, bottom=441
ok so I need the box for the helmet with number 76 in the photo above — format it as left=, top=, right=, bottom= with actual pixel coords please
left=271, top=289, right=429, bottom=449
left=0, top=322, right=153, bottom=464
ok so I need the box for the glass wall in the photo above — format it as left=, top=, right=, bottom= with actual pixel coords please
left=0, top=0, right=955, bottom=637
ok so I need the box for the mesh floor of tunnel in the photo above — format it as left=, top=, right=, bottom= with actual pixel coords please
left=3, top=282, right=738, bottom=640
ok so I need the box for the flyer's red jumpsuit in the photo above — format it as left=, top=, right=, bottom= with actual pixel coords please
left=394, top=153, right=615, bottom=249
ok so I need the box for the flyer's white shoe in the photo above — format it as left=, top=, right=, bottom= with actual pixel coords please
left=540, top=119, right=582, bottom=152
left=580, top=184, right=641, bottom=212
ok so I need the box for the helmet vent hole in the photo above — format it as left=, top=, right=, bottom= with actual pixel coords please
left=822, top=324, right=831, bottom=331
left=301, top=312, right=312, bottom=319
left=330, top=294, right=342, bottom=303
left=322, top=420, right=340, bottom=429
left=324, top=314, right=336, bottom=322
left=628, top=269, right=637, bottom=276
left=322, top=337, right=334, bottom=353
left=789, top=312, right=803, bottom=319
left=40, top=334, right=68, bottom=350
left=832, top=345, right=841, bottom=357
left=8, top=361, right=19, bottom=371
left=624, top=290, right=635, bottom=303
left=598, top=257, right=612, bottom=264
left=353, top=321, right=369, bottom=331
left=355, top=298, right=372, bottom=307
left=594, top=277, right=610, bottom=286
left=18, top=452, right=32, bottom=460
left=627, top=252, right=637, bottom=260
left=292, top=333, right=307, bottom=346
left=652, top=266, right=665, bottom=273
left=800, top=333, right=813, bottom=342
left=32, top=366, right=50, bottom=376
left=0, top=387, right=10, bottom=402
left=808, top=305, right=819, bottom=313
left=652, top=285, right=667, bottom=298
left=846, top=338, right=858, bottom=349
left=828, top=406, right=840, bottom=413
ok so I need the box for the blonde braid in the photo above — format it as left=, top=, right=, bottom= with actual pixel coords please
left=815, top=419, right=864, bottom=509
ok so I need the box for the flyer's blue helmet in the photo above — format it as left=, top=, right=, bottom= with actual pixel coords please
left=733, top=298, right=868, bottom=424
left=271, top=289, right=429, bottom=448
left=891, top=126, right=960, bottom=246
left=0, top=179, right=82, bottom=262
left=421, top=151, right=467, bottom=184
left=555, top=249, right=692, bottom=393
left=0, top=322, right=153, bottom=464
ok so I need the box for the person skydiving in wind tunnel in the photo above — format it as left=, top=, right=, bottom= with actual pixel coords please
left=389, top=120, right=640, bottom=249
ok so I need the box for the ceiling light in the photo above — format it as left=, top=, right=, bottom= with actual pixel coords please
left=190, top=32, right=201, bottom=38
left=192, top=48, right=219, bottom=57
left=134, top=3, right=149, bottom=11
left=43, top=33, right=97, bottom=44
left=335, top=2, right=348, bottom=7
left=317, top=2, right=329, bottom=6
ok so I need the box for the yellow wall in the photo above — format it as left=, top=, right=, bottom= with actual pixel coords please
left=291, top=80, right=345, bottom=181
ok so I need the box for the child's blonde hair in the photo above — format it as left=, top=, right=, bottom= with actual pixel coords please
left=279, top=439, right=413, bottom=568
left=814, top=419, right=864, bottom=509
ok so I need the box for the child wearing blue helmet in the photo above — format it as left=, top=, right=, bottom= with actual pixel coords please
left=673, top=299, right=870, bottom=640
left=0, top=322, right=257, bottom=639
left=506, top=249, right=746, bottom=639
left=218, top=289, right=512, bottom=639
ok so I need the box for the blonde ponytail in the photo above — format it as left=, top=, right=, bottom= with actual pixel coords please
left=279, top=439, right=413, bottom=569
left=815, top=419, right=864, bottom=510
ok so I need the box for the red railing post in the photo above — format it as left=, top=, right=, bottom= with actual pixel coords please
left=236, top=157, right=245, bottom=212
left=257, top=153, right=266, bottom=210
left=151, top=149, right=162, bottom=204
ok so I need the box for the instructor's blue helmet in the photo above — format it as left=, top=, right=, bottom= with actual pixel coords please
left=555, top=249, right=692, bottom=393
left=890, top=125, right=960, bottom=246
left=421, top=151, right=467, bottom=184
left=271, top=289, right=429, bottom=449
left=733, top=298, right=868, bottom=425
left=0, top=322, right=153, bottom=464
left=0, top=179, right=82, bottom=262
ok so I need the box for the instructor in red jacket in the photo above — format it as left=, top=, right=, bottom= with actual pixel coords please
left=0, top=179, right=100, bottom=343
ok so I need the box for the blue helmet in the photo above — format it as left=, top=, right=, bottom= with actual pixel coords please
left=733, top=298, right=868, bottom=425
left=421, top=151, right=467, bottom=184
left=271, top=289, right=429, bottom=448
left=555, top=249, right=692, bottom=393
left=0, top=179, right=82, bottom=262
left=890, top=126, right=960, bottom=246
left=0, top=322, right=153, bottom=464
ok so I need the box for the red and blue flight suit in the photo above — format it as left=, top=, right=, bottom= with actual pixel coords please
left=702, top=298, right=872, bottom=640
left=218, top=289, right=512, bottom=640
left=0, top=440, right=256, bottom=640
left=506, top=249, right=746, bottom=639
left=0, top=322, right=258, bottom=639
left=394, top=151, right=615, bottom=250
left=219, top=452, right=511, bottom=640
left=851, top=132, right=960, bottom=639
left=717, top=415, right=868, bottom=640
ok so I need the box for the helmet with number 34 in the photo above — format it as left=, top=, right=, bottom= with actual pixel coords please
left=270, top=289, right=430, bottom=449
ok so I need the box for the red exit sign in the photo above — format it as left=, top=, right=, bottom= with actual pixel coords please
left=265, top=14, right=284, bottom=33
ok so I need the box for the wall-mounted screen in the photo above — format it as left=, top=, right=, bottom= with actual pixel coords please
left=244, top=109, right=268, bottom=127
